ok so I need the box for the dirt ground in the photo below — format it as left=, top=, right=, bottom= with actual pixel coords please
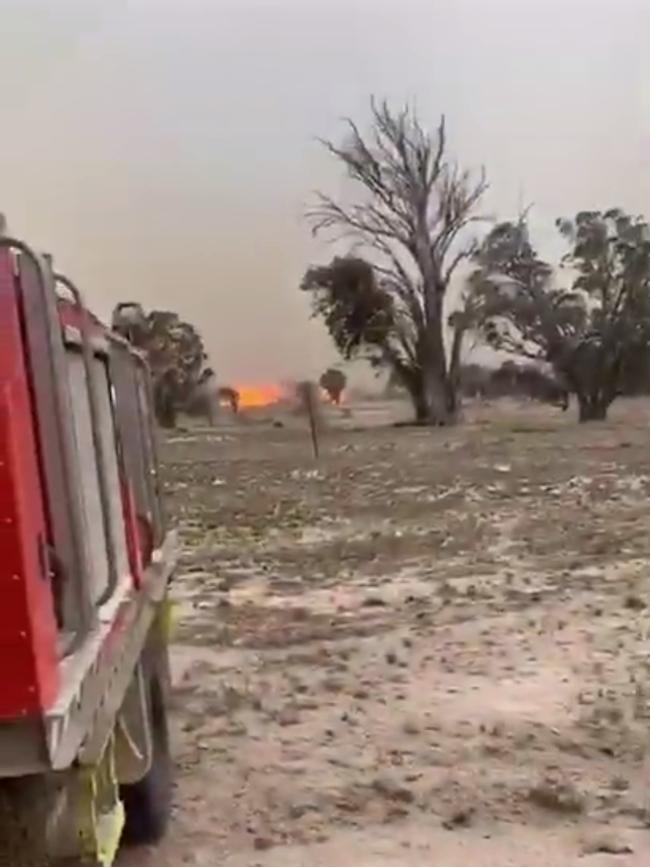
left=122, top=398, right=650, bottom=866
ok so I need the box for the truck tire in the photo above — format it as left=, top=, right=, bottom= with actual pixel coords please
left=120, top=668, right=173, bottom=846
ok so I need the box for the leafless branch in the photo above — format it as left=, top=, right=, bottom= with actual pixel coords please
left=309, top=100, right=487, bottom=302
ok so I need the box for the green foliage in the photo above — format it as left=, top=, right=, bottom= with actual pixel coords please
left=302, top=257, right=397, bottom=361
left=319, top=367, right=347, bottom=404
left=217, top=386, right=240, bottom=414
left=112, top=303, right=211, bottom=427
left=470, top=209, right=650, bottom=420
left=304, top=100, right=487, bottom=425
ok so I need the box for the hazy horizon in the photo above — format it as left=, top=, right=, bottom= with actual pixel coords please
left=1, top=0, right=648, bottom=384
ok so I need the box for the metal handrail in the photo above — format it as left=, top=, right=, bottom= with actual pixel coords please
left=0, top=238, right=94, bottom=652
left=132, top=352, right=166, bottom=545
left=53, top=272, right=120, bottom=608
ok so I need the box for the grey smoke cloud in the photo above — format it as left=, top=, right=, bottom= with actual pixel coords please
left=1, top=0, right=647, bottom=382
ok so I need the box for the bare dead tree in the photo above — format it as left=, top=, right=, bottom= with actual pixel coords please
left=307, top=100, right=487, bottom=424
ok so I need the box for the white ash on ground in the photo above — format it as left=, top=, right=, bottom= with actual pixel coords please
left=120, top=399, right=650, bottom=866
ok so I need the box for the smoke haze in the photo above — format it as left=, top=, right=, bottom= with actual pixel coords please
left=1, top=0, right=648, bottom=382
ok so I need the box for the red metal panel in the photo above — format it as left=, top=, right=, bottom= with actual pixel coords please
left=121, top=478, right=143, bottom=588
left=0, top=250, right=58, bottom=716
left=57, top=298, right=106, bottom=337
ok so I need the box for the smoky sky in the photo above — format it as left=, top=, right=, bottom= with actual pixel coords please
left=1, top=0, right=648, bottom=382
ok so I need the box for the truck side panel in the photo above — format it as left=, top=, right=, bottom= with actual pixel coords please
left=0, top=250, right=58, bottom=716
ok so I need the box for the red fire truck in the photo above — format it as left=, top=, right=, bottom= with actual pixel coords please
left=0, top=236, right=177, bottom=864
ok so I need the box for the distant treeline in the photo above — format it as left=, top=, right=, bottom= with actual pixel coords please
left=457, top=360, right=650, bottom=407
left=458, top=362, right=568, bottom=407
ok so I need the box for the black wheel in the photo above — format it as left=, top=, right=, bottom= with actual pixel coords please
left=120, top=669, right=173, bottom=846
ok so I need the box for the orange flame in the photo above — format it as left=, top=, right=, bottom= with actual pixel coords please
left=320, top=387, right=346, bottom=405
left=235, top=383, right=284, bottom=408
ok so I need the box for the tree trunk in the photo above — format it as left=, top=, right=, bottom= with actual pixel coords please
left=413, top=393, right=428, bottom=424
left=419, top=303, right=457, bottom=426
left=563, top=351, right=618, bottom=423
left=448, top=320, right=466, bottom=395
left=421, top=366, right=451, bottom=424
left=401, top=372, right=428, bottom=424
left=398, top=367, right=441, bottom=425
left=577, top=394, right=609, bottom=422
left=154, top=384, right=177, bottom=428
left=401, top=372, right=456, bottom=425
left=391, top=333, right=457, bottom=426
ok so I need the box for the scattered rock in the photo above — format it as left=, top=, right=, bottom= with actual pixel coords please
left=363, top=596, right=387, bottom=607
left=384, top=804, right=410, bottom=822
left=580, top=830, right=633, bottom=855
left=610, top=775, right=630, bottom=792
left=276, top=706, right=301, bottom=726
left=322, top=676, right=345, bottom=693
left=253, top=836, right=274, bottom=851
left=624, top=594, right=646, bottom=611
left=288, top=802, right=319, bottom=820
left=528, top=779, right=585, bottom=814
left=371, top=774, right=415, bottom=804
left=442, top=806, right=475, bottom=830
left=402, top=717, right=421, bottom=735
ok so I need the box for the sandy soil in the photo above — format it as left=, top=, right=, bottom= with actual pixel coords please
left=121, top=399, right=650, bottom=865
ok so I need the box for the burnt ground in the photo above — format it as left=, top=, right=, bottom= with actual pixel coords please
left=122, top=398, right=650, bottom=866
